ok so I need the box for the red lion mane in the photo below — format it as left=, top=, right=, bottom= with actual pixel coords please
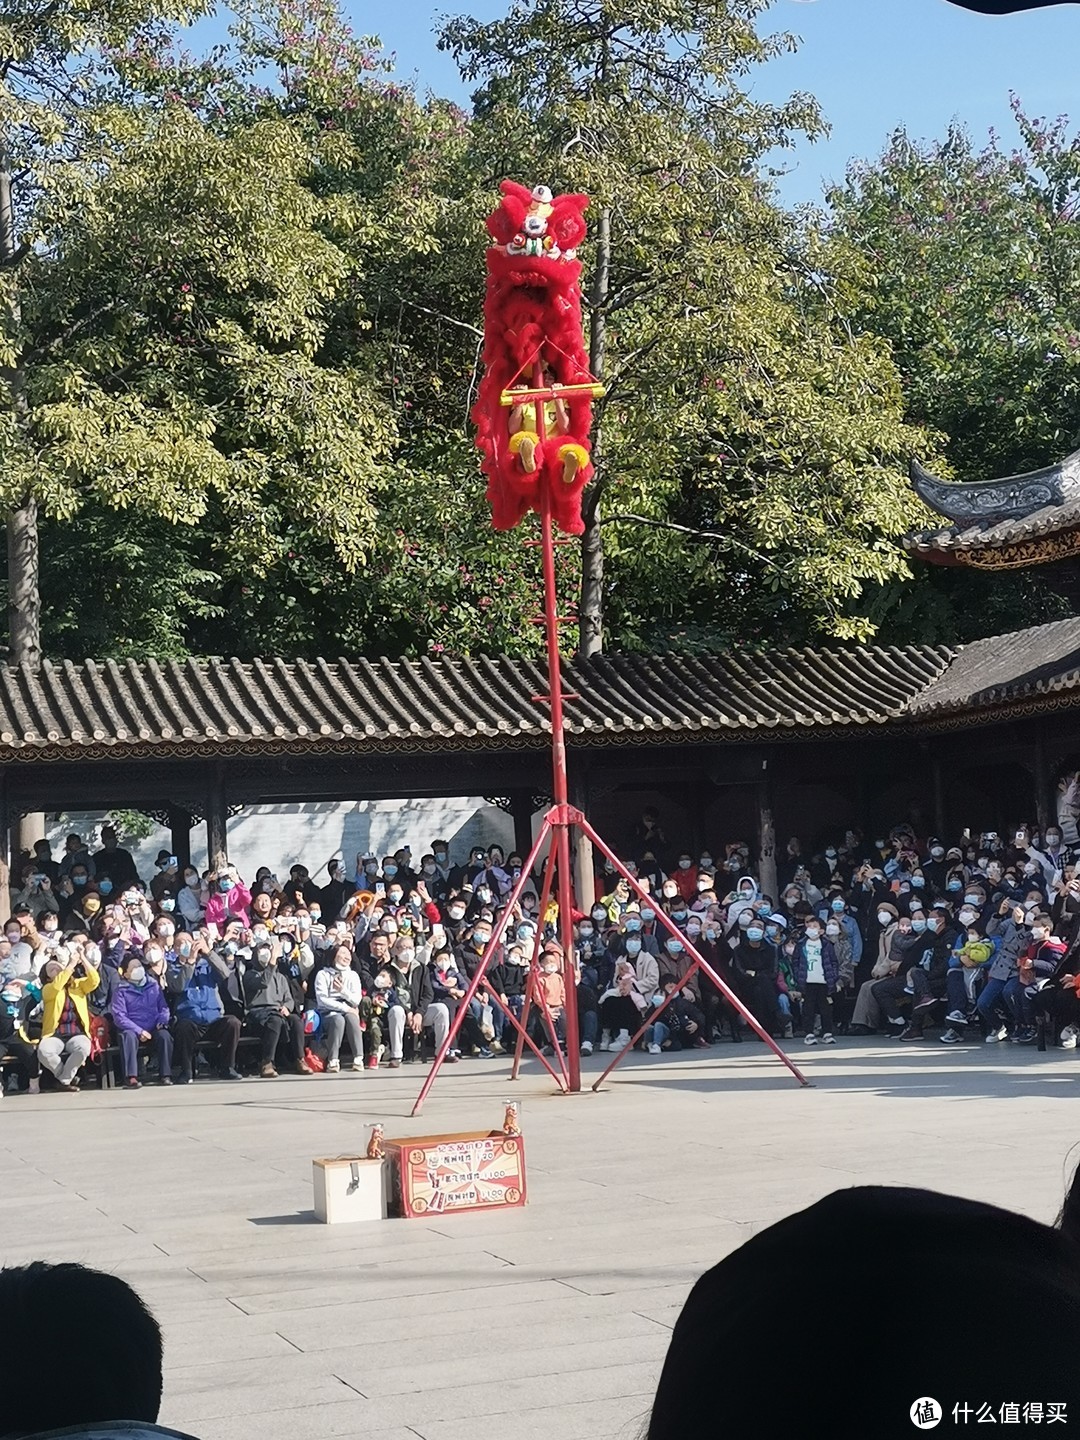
left=472, top=181, right=595, bottom=535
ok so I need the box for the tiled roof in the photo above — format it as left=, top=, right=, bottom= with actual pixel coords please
left=904, top=452, right=1080, bottom=561
left=0, top=622, right=1077, bottom=760
left=0, top=646, right=956, bottom=757
left=907, top=616, right=1080, bottom=717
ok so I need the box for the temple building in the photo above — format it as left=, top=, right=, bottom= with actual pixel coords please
left=905, top=450, right=1080, bottom=570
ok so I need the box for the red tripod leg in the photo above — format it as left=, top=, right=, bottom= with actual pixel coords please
left=412, top=815, right=567, bottom=1114
left=577, top=817, right=810, bottom=1089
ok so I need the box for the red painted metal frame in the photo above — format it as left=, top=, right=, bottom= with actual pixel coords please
left=578, top=815, right=809, bottom=1090
left=415, top=361, right=809, bottom=1110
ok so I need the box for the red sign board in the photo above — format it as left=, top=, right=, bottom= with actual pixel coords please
left=385, top=1130, right=527, bottom=1218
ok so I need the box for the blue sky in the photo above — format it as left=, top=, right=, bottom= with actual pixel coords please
left=327, top=0, right=1080, bottom=207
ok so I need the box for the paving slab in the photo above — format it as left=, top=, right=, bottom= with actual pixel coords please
left=3, top=1041, right=1079, bottom=1437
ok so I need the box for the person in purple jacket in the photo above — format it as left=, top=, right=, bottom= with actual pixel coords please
left=109, top=949, right=174, bottom=1089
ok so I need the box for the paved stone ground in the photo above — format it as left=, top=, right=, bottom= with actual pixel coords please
left=4, top=1039, right=1079, bottom=1440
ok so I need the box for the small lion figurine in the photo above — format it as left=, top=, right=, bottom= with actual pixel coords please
left=366, top=1123, right=385, bottom=1160
left=502, top=1101, right=521, bottom=1137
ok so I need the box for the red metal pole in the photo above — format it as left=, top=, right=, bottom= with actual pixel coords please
left=511, top=838, right=559, bottom=1081
left=533, top=360, right=581, bottom=1090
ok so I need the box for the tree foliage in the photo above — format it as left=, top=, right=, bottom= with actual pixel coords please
left=8, top=0, right=1060, bottom=663
left=827, top=107, right=1080, bottom=640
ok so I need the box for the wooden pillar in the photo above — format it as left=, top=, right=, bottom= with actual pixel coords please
left=1034, top=726, right=1052, bottom=832
left=569, top=768, right=595, bottom=911
left=758, top=755, right=778, bottom=905
left=509, top=791, right=535, bottom=864
left=931, top=750, right=947, bottom=839
left=0, top=771, right=10, bottom=899
left=14, top=812, right=44, bottom=858
left=206, top=761, right=228, bottom=871
left=169, top=807, right=193, bottom=874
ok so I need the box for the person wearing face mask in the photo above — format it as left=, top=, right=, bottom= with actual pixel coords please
left=872, top=907, right=954, bottom=1040
left=730, top=915, right=779, bottom=1037
left=598, top=959, right=647, bottom=1051
left=646, top=974, right=707, bottom=1054
left=822, top=892, right=862, bottom=978
left=428, top=839, right=455, bottom=890
left=110, top=951, right=173, bottom=1088
left=386, top=938, right=438, bottom=1065
left=9, top=860, right=59, bottom=918
left=148, top=851, right=182, bottom=906
left=242, top=941, right=313, bottom=1077
left=37, top=946, right=99, bottom=1091
left=849, top=905, right=913, bottom=1034
left=314, top=944, right=366, bottom=1071
left=671, top=852, right=699, bottom=902
left=204, top=865, right=252, bottom=928
left=793, top=917, right=841, bottom=1045
left=457, top=917, right=501, bottom=984
left=176, top=868, right=207, bottom=927
left=921, top=838, right=950, bottom=892
left=167, top=931, right=243, bottom=1082
left=1009, top=913, right=1068, bottom=1044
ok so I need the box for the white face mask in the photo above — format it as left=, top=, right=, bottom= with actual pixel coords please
left=825, top=922, right=840, bottom=937
left=959, top=908, right=978, bottom=925
left=127, top=964, right=146, bottom=984
left=876, top=911, right=892, bottom=926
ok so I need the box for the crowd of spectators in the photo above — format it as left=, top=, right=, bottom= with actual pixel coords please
left=2, top=804, right=1080, bottom=1094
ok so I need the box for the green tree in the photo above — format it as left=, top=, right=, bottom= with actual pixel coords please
left=2, top=0, right=414, bottom=663
left=438, top=0, right=934, bottom=650
left=827, top=107, right=1080, bottom=639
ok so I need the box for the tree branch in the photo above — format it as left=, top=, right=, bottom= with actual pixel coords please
left=600, top=511, right=792, bottom=573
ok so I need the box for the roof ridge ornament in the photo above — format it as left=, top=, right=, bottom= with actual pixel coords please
left=908, top=451, right=1080, bottom=526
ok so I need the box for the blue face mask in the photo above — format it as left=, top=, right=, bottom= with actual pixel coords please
left=641, top=908, right=656, bottom=923
left=625, top=918, right=642, bottom=932
left=665, top=939, right=683, bottom=954
left=219, top=878, right=232, bottom=892
left=964, top=894, right=980, bottom=906
left=746, top=926, right=764, bottom=942
left=912, top=919, right=927, bottom=933
left=830, top=899, right=845, bottom=912
left=705, top=927, right=718, bottom=941
left=911, top=875, right=925, bottom=888
left=672, top=910, right=688, bottom=923
left=384, top=865, right=398, bottom=877
left=161, top=898, right=175, bottom=912
left=98, top=879, right=113, bottom=895
left=947, top=880, right=962, bottom=892
left=517, top=924, right=536, bottom=941
left=73, top=875, right=86, bottom=886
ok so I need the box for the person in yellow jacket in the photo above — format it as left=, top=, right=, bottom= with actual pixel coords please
left=38, top=946, right=99, bottom=1091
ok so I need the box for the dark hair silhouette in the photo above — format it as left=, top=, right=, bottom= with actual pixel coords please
left=648, top=1185, right=1080, bottom=1440
left=0, top=1262, right=163, bottom=1436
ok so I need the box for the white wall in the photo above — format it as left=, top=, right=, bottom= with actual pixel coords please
left=43, top=797, right=517, bottom=881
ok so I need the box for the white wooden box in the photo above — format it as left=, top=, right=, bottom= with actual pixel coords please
left=312, top=1155, right=390, bottom=1224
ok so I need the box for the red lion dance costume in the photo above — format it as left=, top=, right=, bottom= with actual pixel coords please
left=473, top=180, right=598, bottom=536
